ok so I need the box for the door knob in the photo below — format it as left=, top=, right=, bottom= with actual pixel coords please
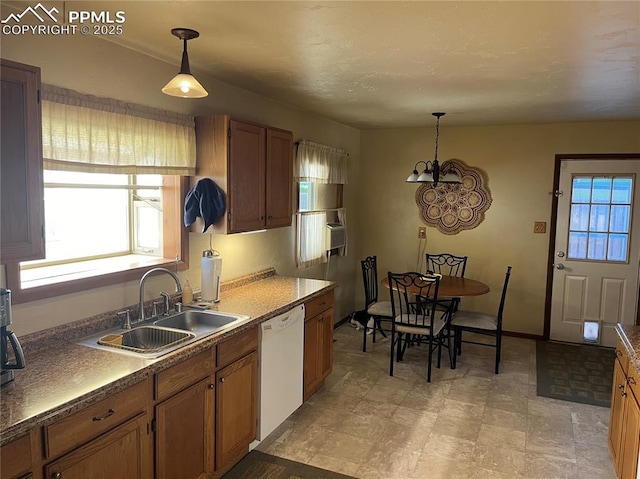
left=553, top=263, right=565, bottom=270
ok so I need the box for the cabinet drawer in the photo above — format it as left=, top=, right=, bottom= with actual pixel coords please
left=616, top=339, right=630, bottom=375
left=305, top=290, right=334, bottom=320
left=155, top=348, right=215, bottom=401
left=0, top=433, right=31, bottom=479
left=217, top=326, right=258, bottom=369
left=44, top=379, right=148, bottom=459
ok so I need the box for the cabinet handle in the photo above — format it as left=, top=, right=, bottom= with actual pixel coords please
left=220, top=377, right=225, bottom=383
left=618, top=383, right=625, bottom=390
left=52, top=473, right=62, bottom=479
left=268, top=215, right=273, bottom=219
left=208, top=384, right=215, bottom=389
left=621, top=390, right=627, bottom=397
left=92, top=409, right=115, bottom=422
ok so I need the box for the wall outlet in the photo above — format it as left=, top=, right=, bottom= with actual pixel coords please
left=418, top=227, right=427, bottom=239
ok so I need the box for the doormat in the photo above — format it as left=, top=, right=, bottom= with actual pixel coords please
left=536, top=340, right=615, bottom=408
left=222, top=450, right=358, bottom=479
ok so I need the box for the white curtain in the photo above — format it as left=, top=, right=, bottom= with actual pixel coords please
left=41, top=84, right=196, bottom=175
left=295, top=140, right=348, bottom=184
left=296, top=212, right=328, bottom=268
left=337, top=207, right=348, bottom=257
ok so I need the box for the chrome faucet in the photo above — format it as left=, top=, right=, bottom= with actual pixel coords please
left=138, top=268, right=182, bottom=322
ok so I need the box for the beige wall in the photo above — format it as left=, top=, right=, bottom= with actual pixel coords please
left=1, top=30, right=360, bottom=336
left=358, top=122, right=640, bottom=336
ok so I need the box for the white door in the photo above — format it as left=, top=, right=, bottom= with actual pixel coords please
left=550, top=159, right=640, bottom=347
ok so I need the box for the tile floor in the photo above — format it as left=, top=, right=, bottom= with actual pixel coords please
left=256, top=324, right=616, bottom=479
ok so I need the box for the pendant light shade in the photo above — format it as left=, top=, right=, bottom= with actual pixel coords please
left=162, top=28, right=208, bottom=99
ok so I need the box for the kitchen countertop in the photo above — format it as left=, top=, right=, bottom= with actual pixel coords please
left=0, top=271, right=335, bottom=446
left=616, top=324, right=640, bottom=373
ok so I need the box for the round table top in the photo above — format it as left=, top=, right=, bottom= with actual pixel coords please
left=381, top=274, right=490, bottom=298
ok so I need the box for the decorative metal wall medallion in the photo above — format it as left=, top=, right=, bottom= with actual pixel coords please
left=415, top=159, right=492, bottom=235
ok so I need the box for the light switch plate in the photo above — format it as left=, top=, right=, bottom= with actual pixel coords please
left=534, top=221, right=546, bottom=234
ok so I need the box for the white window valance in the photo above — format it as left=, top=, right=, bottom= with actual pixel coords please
left=41, top=84, right=196, bottom=175
left=295, top=140, right=348, bottom=184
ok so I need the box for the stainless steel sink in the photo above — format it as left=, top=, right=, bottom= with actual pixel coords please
left=153, top=310, right=247, bottom=333
left=78, top=310, right=250, bottom=358
left=97, top=326, right=195, bottom=354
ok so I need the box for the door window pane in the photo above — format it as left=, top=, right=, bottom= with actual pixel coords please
left=612, top=178, right=632, bottom=204
left=587, top=233, right=607, bottom=260
left=589, top=205, right=610, bottom=232
left=608, top=234, right=628, bottom=261
left=572, top=178, right=592, bottom=203
left=591, top=178, right=612, bottom=203
left=610, top=205, right=630, bottom=233
left=570, top=204, right=589, bottom=231
left=568, top=175, right=633, bottom=262
left=568, top=232, right=588, bottom=259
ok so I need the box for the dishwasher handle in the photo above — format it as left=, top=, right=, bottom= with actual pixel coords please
left=261, top=304, right=305, bottom=333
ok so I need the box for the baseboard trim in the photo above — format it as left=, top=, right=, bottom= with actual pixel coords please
left=334, top=315, right=351, bottom=329
left=503, top=330, right=544, bottom=341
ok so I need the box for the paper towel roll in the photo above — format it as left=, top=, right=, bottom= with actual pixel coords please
left=201, top=251, right=222, bottom=302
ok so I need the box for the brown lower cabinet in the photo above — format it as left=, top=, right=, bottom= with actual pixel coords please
left=1, top=326, right=260, bottom=479
left=608, top=339, right=640, bottom=479
left=44, top=414, right=151, bottom=479
left=303, top=291, right=335, bottom=401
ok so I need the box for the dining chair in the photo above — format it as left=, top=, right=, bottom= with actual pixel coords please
left=425, top=252, right=468, bottom=313
left=361, top=256, right=394, bottom=352
left=387, top=271, right=448, bottom=382
left=451, top=265, right=512, bottom=374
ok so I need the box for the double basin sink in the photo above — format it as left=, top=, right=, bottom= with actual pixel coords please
left=78, top=310, right=250, bottom=359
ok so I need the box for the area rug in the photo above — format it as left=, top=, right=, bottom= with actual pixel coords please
left=536, top=340, right=615, bottom=408
left=222, top=450, right=357, bottom=479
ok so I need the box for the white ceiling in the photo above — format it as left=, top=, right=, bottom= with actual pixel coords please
left=7, top=1, right=640, bottom=128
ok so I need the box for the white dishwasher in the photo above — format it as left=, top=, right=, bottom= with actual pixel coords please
left=252, top=304, right=305, bottom=447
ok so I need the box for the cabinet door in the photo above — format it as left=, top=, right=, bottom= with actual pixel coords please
left=215, top=351, right=258, bottom=471
left=44, top=414, right=151, bottom=479
left=0, top=59, right=45, bottom=261
left=0, top=433, right=32, bottom=479
left=228, top=120, right=265, bottom=233
left=304, top=315, right=321, bottom=401
left=265, top=128, right=293, bottom=229
left=620, top=390, right=640, bottom=479
left=320, top=308, right=334, bottom=380
left=609, top=358, right=628, bottom=473
left=155, top=378, right=215, bottom=479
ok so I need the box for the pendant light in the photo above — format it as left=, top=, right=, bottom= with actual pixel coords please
left=162, top=28, right=208, bottom=99
left=406, top=112, right=462, bottom=186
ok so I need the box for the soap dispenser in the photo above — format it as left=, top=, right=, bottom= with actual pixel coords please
left=182, top=279, right=193, bottom=305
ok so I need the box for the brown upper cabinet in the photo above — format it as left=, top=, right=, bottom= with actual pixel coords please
left=1, top=59, right=45, bottom=262
left=194, top=116, right=293, bottom=234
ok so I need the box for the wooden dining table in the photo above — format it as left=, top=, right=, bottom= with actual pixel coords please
left=381, top=274, right=490, bottom=299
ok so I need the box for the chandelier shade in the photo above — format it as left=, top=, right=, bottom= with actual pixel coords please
left=406, top=112, right=462, bottom=186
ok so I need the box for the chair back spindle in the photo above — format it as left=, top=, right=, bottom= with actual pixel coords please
left=426, top=253, right=468, bottom=277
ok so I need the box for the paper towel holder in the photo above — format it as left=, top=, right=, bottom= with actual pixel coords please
left=201, top=249, right=222, bottom=303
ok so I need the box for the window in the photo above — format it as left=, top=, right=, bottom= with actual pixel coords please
left=5, top=85, right=194, bottom=304
left=6, top=175, right=188, bottom=304
left=568, top=175, right=633, bottom=262
left=20, top=171, right=163, bottom=288
left=294, top=140, right=348, bottom=268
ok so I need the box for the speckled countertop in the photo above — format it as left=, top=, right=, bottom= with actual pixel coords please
left=616, top=324, right=640, bottom=373
left=0, top=271, right=335, bottom=446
